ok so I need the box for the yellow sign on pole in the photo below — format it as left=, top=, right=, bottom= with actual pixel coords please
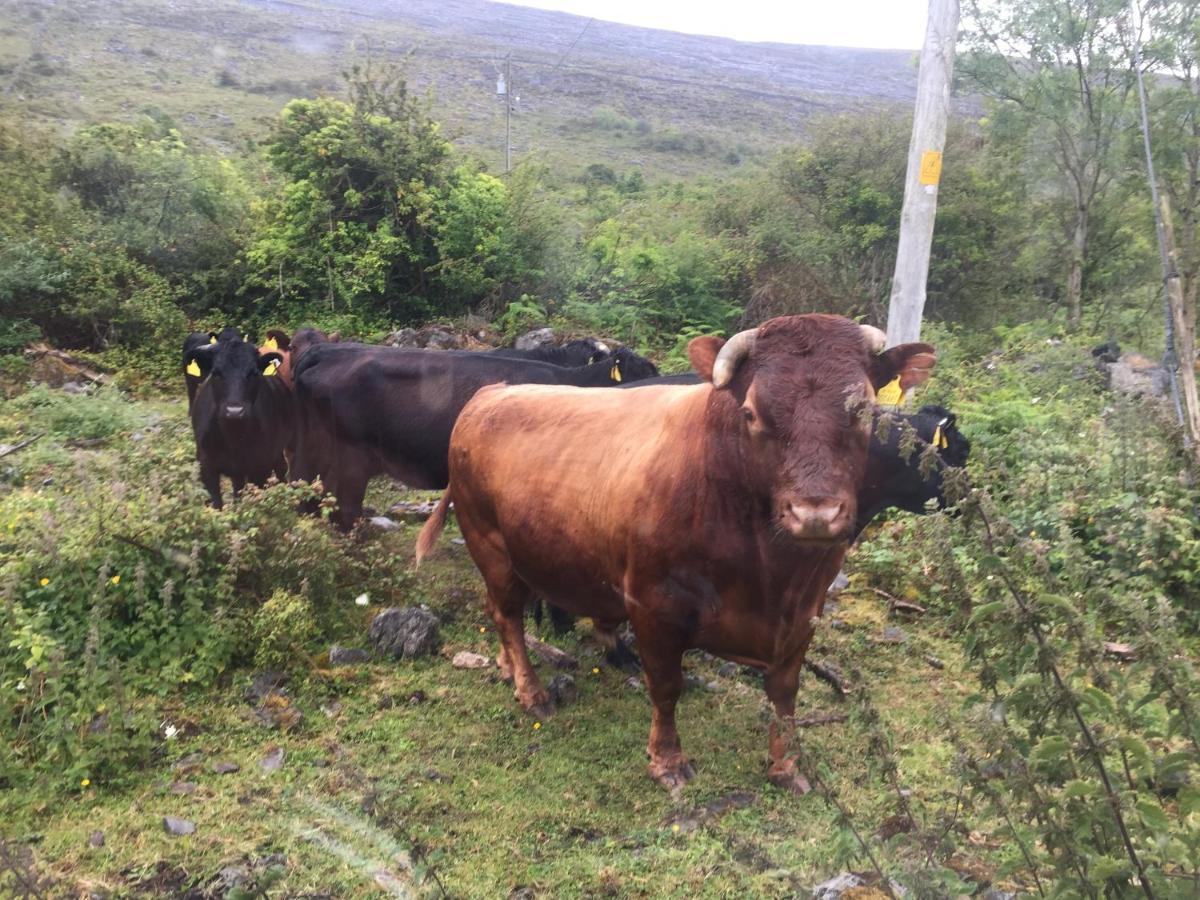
left=919, top=150, right=943, bottom=186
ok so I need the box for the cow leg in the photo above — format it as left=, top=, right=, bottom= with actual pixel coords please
left=634, top=628, right=692, bottom=791
left=486, top=582, right=553, bottom=720
left=199, top=463, right=223, bottom=509
left=332, top=459, right=369, bottom=530
left=764, top=662, right=811, bottom=795
left=230, top=474, right=246, bottom=499
left=274, top=451, right=290, bottom=482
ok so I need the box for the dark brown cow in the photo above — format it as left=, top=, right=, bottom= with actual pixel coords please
left=416, top=314, right=935, bottom=793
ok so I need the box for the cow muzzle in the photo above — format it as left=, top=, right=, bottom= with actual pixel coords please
left=222, top=404, right=247, bottom=420
left=780, top=496, right=853, bottom=544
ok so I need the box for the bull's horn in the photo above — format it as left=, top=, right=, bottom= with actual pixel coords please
left=860, top=324, right=887, bottom=353
left=712, top=328, right=758, bottom=388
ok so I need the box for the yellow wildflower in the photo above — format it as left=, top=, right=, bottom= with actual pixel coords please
left=532, top=722, right=541, bottom=730
left=80, top=778, right=90, bottom=788
left=111, top=575, right=121, bottom=585
left=39, top=577, right=49, bottom=587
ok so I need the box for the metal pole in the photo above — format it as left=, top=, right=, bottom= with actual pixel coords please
left=885, top=0, right=960, bottom=347
left=1127, top=0, right=1187, bottom=431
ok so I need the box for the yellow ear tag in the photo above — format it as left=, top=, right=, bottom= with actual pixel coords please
left=264, top=337, right=279, bottom=351
left=933, top=418, right=950, bottom=449
left=186, top=359, right=202, bottom=377
left=610, top=363, right=622, bottom=383
left=263, top=359, right=279, bottom=377
left=876, top=376, right=903, bottom=407
left=208, top=335, right=218, bottom=345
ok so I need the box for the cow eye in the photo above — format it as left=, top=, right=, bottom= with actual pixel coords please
left=741, top=407, right=755, bottom=424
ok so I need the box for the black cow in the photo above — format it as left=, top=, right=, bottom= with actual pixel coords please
left=186, top=338, right=294, bottom=509
left=489, top=338, right=613, bottom=368
left=291, top=344, right=660, bottom=528
left=183, top=328, right=245, bottom=408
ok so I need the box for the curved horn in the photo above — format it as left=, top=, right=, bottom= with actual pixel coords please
left=712, top=329, right=758, bottom=388
left=860, top=324, right=887, bottom=354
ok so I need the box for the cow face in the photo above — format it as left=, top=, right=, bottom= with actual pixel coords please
left=185, top=339, right=284, bottom=424
left=689, top=314, right=936, bottom=545
left=607, top=347, right=660, bottom=383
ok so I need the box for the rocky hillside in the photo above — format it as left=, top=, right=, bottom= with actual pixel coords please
left=0, top=0, right=939, bottom=177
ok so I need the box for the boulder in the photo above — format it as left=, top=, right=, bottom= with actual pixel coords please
left=1107, top=353, right=1169, bottom=398
left=369, top=607, right=441, bottom=659
left=329, top=645, right=370, bottom=666
left=547, top=673, right=578, bottom=707
left=386, top=327, right=419, bottom=348
left=514, top=327, right=555, bottom=351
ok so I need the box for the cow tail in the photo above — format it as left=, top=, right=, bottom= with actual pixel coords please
left=415, top=489, right=452, bottom=566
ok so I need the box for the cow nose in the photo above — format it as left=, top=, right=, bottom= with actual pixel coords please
left=224, top=404, right=246, bottom=419
left=783, top=497, right=851, bottom=542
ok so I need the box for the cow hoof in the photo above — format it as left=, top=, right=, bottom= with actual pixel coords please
left=650, top=760, right=695, bottom=792
left=526, top=701, right=556, bottom=722
left=768, top=771, right=812, bottom=795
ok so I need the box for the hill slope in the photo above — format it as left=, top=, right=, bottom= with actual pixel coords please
left=0, top=0, right=926, bottom=177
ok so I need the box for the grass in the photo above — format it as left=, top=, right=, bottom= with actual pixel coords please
left=0, top=382, right=991, bottom=896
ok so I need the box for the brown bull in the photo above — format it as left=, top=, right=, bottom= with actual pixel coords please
left=416, top=314, right=935, bottom=793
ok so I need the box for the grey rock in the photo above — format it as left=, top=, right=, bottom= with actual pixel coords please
left=1107, top=353, right=1169, bottom=398
left=877, top=626, right=909, bottom=644
left=811, top=873, right=866, bottom=899
left=88, top=830, right=105, bottom=848
left=245, top=671, right=288, bottom=703
left=421, top=327, right=461, bottom=350
left=214, top=864, right=250, bottom=891
left=386, top=327, right=419, bottom=348
left=514, top=327, right=555, bottom=350
left=717, top=662, right=740, bottom=679
left=368, top=607, right=441, bottom=659
left=367, top=515, right=400, bottom=531
left=329, top=645, right=370, bottom=666
left=980, top=892, right=1015, bottom=900
left=171, top=751, right=205, bottom=774
left=211, top=760, right=240, bottom=774
left=261, top=747, right=285, bottom=772
left=625, top=676, right=645, bottom=692
left=169, top=780, right=197, bottom=795
left=163, top=816, right=196, bottom=836
left=827, top=570, right=850, bottom=595
left=61, top=380, right=88, bottom=395
left=547, top=673, right=578, bottom=707
left=387, top=499, right=440, bottom=523
left=509, top=889, right=536, bottom=900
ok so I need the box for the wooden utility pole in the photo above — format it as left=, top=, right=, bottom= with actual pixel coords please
left=505, top=54, right=512, bottom=173
left=885, top=0, right=960, bottom=347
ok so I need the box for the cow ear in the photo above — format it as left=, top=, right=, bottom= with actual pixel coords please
left=688, top=336, right=725, bottom=383
left=263, top=329, right=291, bottom=352
left=259, top=351, right=284, bottom=376
left=185, top=345, right=216, bottom=378
left=870, top=343, right=936, bottom=400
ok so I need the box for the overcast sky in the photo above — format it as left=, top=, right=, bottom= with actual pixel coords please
left=500, top=0, right=931, bottom=50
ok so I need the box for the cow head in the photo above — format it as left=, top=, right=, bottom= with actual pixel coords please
left=184, top=338, right=284, bottom=424
left=289, top=327, right=337, bottom=364
left=688, top=314, right=936, bottom=545
left=607, top=347, right=660, bottom=383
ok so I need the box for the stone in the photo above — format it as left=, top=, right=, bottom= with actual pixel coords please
left=171, top=752, right=205, bottom=774
left=451, top=650, right=491, bottom=669
left=811, top=873, right=867, bottom=899
left=367, top=516, right=400, bottom=531
left=547, top=673, right=578, bottom=707
left=386, top=327, right=419, bottom=348
left=169, top=781, right=197, bottom=795
left=387, top=499, right=440, bottom=523
left=368, top=607, right=441, bottom=660
left=260, top=746, right=285, bottom=772
left=329, top=645, right=370, bottom=666
left=514, top=327, right=555, bottom=351
left=875, top=626, right=909, bottom=645
left=717, top=662, right=740, bottom=678
left=827, top=570, right=850, bottom=595
left=418, top=326, right=462, bottom=350
left=211, top=760, right=240, bottom=775
left=163, top=816, right=196, bottom=836
left=1107, top=353, right=1169, bottom=398
left=245, top=671, right=288, bottom=703
left=88, top=830, right=105, bottom=848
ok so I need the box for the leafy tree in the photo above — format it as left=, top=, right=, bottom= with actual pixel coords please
left=243, top=65, right=451, bottom=322
left=53, top=115, right=252, bottom=311
left=960, top=0, right=1139, bottom=330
